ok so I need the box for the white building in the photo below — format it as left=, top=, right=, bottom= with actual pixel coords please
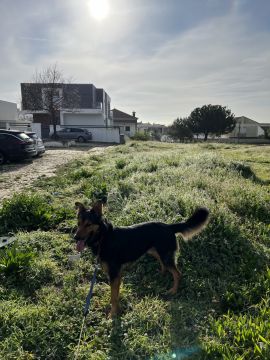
left=229, top=116, right=264, bottom=138
left=0, top=100, right=18, bottom=128
left=112, top=109, right=138, bottom=137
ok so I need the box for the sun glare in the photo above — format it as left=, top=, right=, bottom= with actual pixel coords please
left=88, top=0, right=110, bottom=20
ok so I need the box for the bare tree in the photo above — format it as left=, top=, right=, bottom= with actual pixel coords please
left=21, top=64, right=80, bottom=137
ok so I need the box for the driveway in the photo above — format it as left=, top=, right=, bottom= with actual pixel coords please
left=0, top=147, right=106, bottom=201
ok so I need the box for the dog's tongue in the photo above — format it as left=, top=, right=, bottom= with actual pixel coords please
left=76, top=240, right=86, bottom=252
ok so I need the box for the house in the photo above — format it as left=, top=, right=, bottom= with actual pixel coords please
left=229, top=116, right=264, bottom=138
left=137, top=122, right=167, bottom=140
left=21, top=83, right=120, bottom=143
left=0, top=100, right=17, bottom=128
left=112, top=108, right=138, bottom=137
left=0, top=100, right=31, bottom=131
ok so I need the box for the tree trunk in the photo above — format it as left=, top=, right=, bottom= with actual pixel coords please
left=204, top=132, right=208, bottom=141
left=51, top=111, right=57, bottom=139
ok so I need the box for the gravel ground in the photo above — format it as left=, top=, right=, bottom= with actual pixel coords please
left=0, top=147, right=106, bottom=201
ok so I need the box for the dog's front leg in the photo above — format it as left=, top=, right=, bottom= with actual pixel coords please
left=110, top=273, right=121, bottom=317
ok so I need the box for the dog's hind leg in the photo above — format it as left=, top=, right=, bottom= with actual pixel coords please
left=147, top=247, right=166, bottom=274
left=160, top=250, right=181, bottom=295
left=166, top=265, right=181, bottom=295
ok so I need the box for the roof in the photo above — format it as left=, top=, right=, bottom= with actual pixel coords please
left=235, top=116, right=262, bottom=126
left=112, top=108, right=138, bottom=122
left=0, top=100, right=17, bottom=106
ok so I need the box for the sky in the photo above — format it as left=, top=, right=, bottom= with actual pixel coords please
left=0, top=0, right=269, bottom=124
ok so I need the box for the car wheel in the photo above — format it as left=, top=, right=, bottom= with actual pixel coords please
left=78, top=136, right=85, bottom=143
left=0, top=151, right=6, bottom=165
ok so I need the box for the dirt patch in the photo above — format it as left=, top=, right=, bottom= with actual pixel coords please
left=0, top=147, right=106, bottom=201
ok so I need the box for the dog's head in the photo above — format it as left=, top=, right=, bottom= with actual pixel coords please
left=74, top=201, right=103, bottom=252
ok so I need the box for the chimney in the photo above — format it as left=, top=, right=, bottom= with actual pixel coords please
left=132, top=111, right=136, bottom=117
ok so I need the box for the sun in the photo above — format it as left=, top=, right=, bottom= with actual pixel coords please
left=88, top=0, right=110, bottom=20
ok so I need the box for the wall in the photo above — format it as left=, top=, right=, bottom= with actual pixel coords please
left=0, top=100, right=17, bottom=121
left=62, top=112, right=106, bottom=126
left=214, top=138, right=270, bottom=144
left=230, top=117, right=264, bottom=138
left=49, top=125, right=120, bottom=143
left=31, top=123, right=42, bottom=138
left=116, top=123, right=137, bottom=137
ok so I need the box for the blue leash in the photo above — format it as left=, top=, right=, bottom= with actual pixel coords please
left=74, top=265, right=99, bottom=360
left=83, top=265, right=98, bottom=316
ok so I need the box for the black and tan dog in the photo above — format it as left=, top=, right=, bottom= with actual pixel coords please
left=74, top=201, right=209, bottom=316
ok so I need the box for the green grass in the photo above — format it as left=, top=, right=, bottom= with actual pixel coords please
left=0, top=142, right=269, bottom=359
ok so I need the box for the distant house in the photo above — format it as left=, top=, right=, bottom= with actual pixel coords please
left=229, top=116, right=264, bottom=138
left=137, top=122, right=167, bottom=139
left=21, top=83, right=119, bottom=143
left=112, top=109, right=138, bottom=137
left=0, top=100, right=17, bottom=129
left=0, top=100, right=30, bottom=130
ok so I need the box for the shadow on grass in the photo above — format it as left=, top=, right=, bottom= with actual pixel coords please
left=109, top=223, right=269, bottom=359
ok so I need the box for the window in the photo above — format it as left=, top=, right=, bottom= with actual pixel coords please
left=125, top=126, right=130, bottom=131
left=42, top=87, right=63, bottom=108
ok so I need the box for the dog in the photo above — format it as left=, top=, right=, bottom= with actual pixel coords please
left=74, top=201, right=209, bottom=317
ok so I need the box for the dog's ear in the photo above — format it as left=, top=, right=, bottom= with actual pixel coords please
left=92, top=201, right=103, bottom=217
left=75, top=202, right=86, bottom=213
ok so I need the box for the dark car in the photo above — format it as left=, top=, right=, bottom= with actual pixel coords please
left=54, top=128, right=92, bottom=142
left=0, top=130, right=36, bottom=165
left=25, top=132, right=46, bottom=156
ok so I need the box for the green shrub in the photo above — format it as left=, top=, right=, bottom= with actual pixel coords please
left=115, top=159, right=127, bottom=169
left=222, top=268, right=270, bottom=312
left=69, top=167, right=93, bottom=180
left=0, top=193, right=52, bottom=233
left=0, top=193, right=74, bottom=234
left=146, top=162, right=158, bottom=172
left=131, top=132, right=150, bottom=141
left=203, top=298, right=270, bottom=359
left=0, top=242, right=35, bottom=276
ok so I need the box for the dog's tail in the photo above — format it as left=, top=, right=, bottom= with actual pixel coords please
left=169, top=207, right=209, bottom=241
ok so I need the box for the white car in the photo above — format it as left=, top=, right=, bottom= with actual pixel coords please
left=25, top=132, right=45, bottom=156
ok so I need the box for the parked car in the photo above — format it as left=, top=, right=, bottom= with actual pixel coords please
left=0, top=130, right=36, bottom=164
left=25, top=131, right=45, bottom=156
left=53, top=128, right=92, bottom=142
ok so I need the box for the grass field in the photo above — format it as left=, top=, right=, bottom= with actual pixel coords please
left=0, top=142, right=269, bottom=359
